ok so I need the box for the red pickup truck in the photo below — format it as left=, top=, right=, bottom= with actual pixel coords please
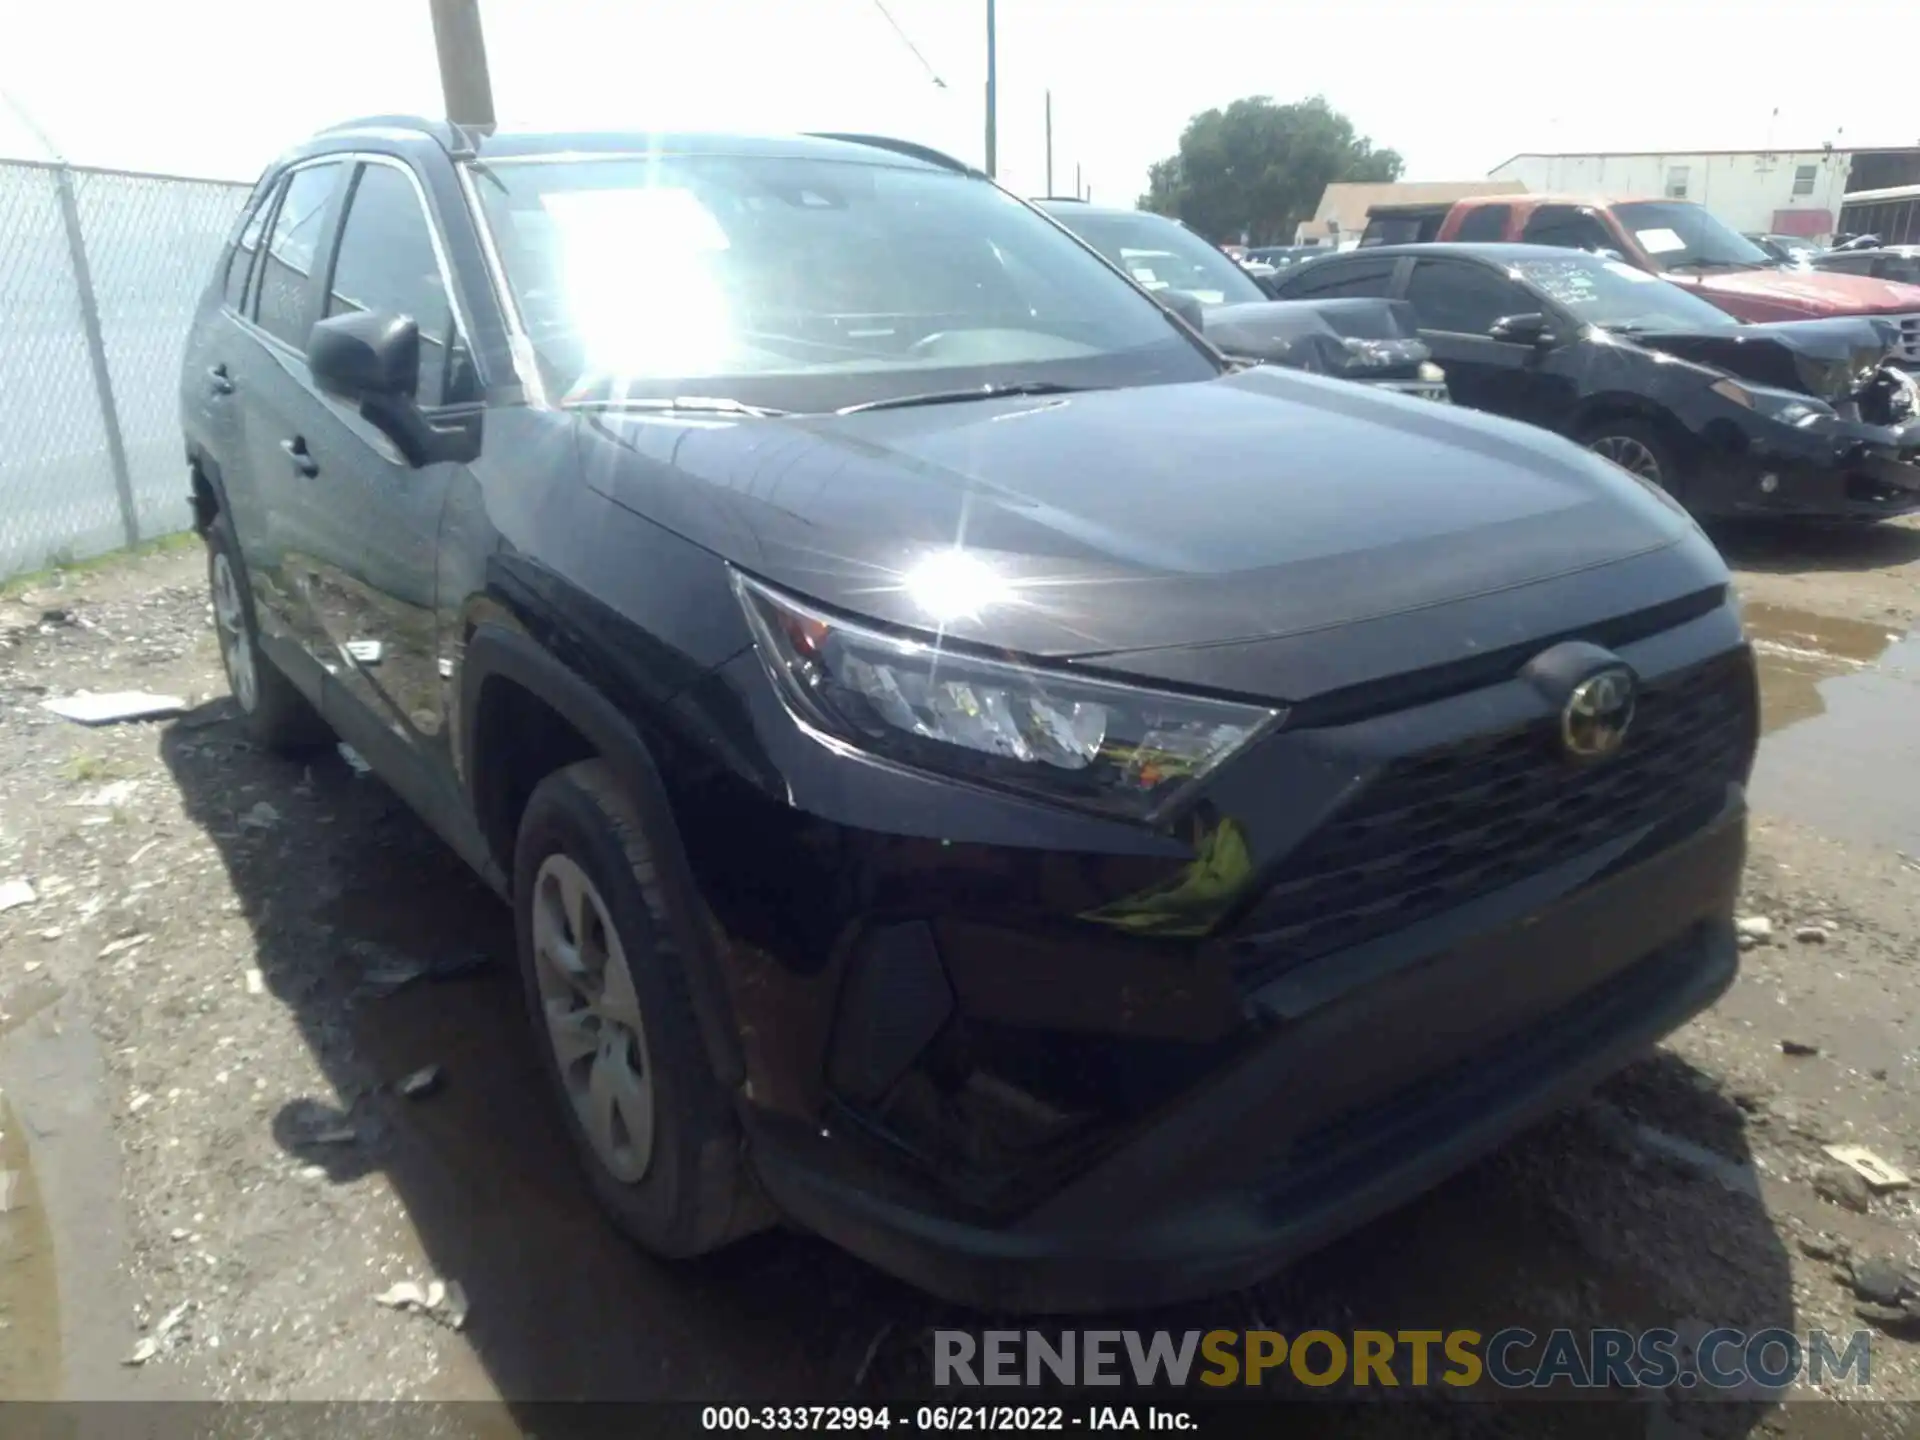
left=1362, top=194, right=1920, bottom=362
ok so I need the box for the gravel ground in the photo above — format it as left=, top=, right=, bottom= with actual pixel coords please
left=1, top=518, right=1918, bottom=1437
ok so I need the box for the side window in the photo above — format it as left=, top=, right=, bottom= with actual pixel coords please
left=254, top=162, right=344, bottom=348
left=325, top=163, right=477, bottom=407
left=1280, top=258, right=1395, bottom=299
left=222, top=187, right=274, bottom=310
left=1403, top=260, right=1533, bottom=335
left=1521, top=204, right=1617, bottom=253
left=1454, top=205, right=1511, bottom=242
left=1822, top=253, right=1871, bottom=275
left=1874, top=254, right=1920, bottom=284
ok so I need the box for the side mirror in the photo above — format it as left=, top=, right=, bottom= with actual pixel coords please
left=307, top=311, right=421, bottom=399
left=1160, top=290, right=1208, bottom=332
left=1489, top=312, right=1556, bottom=348
left=307, top=310, right=480, bottom=468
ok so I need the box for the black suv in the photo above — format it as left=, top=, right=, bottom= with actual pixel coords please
left=181, top=119, right=1757, bottom=1312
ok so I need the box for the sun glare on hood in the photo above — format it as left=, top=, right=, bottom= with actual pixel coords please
left=900, top=549, right=1014, bottom=624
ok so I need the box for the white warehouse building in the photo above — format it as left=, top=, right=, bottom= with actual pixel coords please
left=1489, top=147, right=1920, bottom=244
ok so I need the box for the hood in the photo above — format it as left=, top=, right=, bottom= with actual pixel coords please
left=1632, top=316, right=1898, bottom=401
left=1682, top=267, right=1920, bottom=319
left=580, top=370, right=1708, bottom=698
left=1200, top=297, right=1432, bottom=378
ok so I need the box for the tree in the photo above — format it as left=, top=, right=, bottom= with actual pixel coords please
left=1139, top=96, right=1402, bottom=245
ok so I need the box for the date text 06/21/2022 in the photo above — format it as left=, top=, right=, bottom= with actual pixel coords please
left=701, top=1406, right=1194, bottom=1431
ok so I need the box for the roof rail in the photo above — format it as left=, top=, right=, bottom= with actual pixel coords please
left=1030, top=195, right=1089, bottom=203
left=807, top=133, right=978, bottom=176
left=315, top=114, right=483, bottom=159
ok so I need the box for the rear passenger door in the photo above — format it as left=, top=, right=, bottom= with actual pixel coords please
left=1399, top=258, right=1560, bottom=423
left=230, top=159, right=351, bottom=682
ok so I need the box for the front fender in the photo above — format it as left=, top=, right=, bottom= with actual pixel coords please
left=460, top=621, right=748, bottom=1091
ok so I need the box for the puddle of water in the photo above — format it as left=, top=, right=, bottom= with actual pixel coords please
left=1745, top=601, right=1920, bottom=853
left=0, top=1095, right=60, bottom=1400
left=1743, top=601, right=1902, bottom=736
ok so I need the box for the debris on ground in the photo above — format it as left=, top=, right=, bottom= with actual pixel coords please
left=123, top=1337, right=160, bottom=1367
left=42, top=691, right=187, bottom=725
left=74, top=779, right=141, bottom=808
left=1795, top=924, right=1832, bottom=944
left=374, top=1276, right=469, bottom=1330
left=1813, top=1163, right=1876, bottom=1213
left=1847, top=1257, right=1913, bottom=1306
left=395, top=1065, right=443, bottom=1099
left=351, top=943, right=490, bottom=1000
left=245, top=968, right=265, bottom=995
left=1780, top=1039, right=1819, bottom=1057
left=337, top=742, right=372, bottom=776
left=1799, top=1234, right=1851, bottom=1263
left=1823, top=1143, right=1911, bottom=1192
left=98, top=933, right=150, bottom=960
left=239, top=801, right=280, bottom=831
left=0, top=878, right=34, bottom=912
left=1735, top=915, right=1774, bottom=946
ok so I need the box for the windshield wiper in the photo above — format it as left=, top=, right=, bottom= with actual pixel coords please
left=835, top=381, right=1093, bottom=415
left=569, top=395, right=791, bottom=418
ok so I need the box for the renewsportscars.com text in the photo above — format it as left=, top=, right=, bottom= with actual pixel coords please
left=934, top=1328, right=1873, bottom=1391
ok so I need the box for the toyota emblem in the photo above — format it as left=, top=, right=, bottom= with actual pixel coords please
left=1561, top=666, right=1637, bottom=761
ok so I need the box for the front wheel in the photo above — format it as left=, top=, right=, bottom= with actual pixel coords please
left=512, top=758, right=765, bottom=1258
left=1581, top=418, right=1685, bottom=498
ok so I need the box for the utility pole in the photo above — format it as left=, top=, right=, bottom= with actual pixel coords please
left=1045, top=90, right=1053, bottom=196
left=984, top=0, right=998, bottom=178
left=429, top=0, right=496, bottom=129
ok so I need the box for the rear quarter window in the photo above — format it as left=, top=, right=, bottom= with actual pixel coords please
left=1454, top=205, right=1510, bottom=242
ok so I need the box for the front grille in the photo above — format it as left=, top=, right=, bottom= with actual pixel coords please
left=1890, top=314, right=1920, bottom=366
left=1230, top=650, right=1756, bottom=984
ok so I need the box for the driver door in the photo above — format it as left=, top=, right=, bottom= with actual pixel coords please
left=1399, top=258, right=1560, bottom=424
left=287, top=158, right=481, bottom=787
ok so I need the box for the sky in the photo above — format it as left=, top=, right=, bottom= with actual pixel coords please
left=3, top=0, right=1918, bottom=202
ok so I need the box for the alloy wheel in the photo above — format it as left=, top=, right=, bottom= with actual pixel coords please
left=211, top=551, right=259, bottom=714
left=1587, top=434, right=1663, bottom=484
left=531, top=852, right=656, bottom=1184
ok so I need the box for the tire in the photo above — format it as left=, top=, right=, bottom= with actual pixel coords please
left=204, top=510, right=331, bottom=754
left=1580, top=417, right=1686, bottom=499
left=512, top=758, right=762, bottom=1258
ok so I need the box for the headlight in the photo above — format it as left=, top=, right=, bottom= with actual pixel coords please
left=1418, top=360, right=1446, bottom=384
left=732, top=572, right=1282, bottom=822
left=1709, top=377, right=1836, bottom=428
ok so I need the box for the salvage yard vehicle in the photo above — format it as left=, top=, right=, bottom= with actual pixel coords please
left=1814, top=243, right=1920, bottom=287
left=1036, top=199, right=1449, bottom=399
left=1275, top=243, right=1920, bottom=521
left=182, top=119, right=1758, bottom=1312
left=1360, top=195, right=1920, bottom=356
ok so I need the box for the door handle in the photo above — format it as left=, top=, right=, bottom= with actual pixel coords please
left=207, top=364, right=234, bottom=395
left=280, top=437, right=319, bottom=478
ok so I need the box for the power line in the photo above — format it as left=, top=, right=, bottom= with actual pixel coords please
left=869, top=0, right=947, bottom=88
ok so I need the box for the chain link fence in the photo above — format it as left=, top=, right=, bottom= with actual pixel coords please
left=0, top=159, right=250, bottom=580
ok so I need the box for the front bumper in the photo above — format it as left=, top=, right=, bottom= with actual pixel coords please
left=1697, top=412, right=1920, bottom=520
left=669, top=597, right=1756, bottom=1310
left=749, top=797, right=1743, bottom=1312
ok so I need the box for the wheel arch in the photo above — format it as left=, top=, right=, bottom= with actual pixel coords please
left=461, top=620, right=746, bottom=1091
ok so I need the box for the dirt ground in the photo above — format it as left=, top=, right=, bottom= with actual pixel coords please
left=1, top=516, right=1918, bottom=1437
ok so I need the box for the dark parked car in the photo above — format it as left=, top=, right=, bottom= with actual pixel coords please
left=1814, top=243, right=1920, bottom=287
left=1036, top=200, right=1449, bottom=399
left=183, top=120, right=1756, bottom=1311
left=1275, top=243, right=1920, bottom=521
left=1245, top=244, right=1328, bottom=273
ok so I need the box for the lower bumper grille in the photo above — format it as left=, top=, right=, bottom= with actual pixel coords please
left=1232, top=649, right=1757, bottom=982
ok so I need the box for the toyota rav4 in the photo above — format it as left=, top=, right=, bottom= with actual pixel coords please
left=181, top=119, right=1758, bottom=1312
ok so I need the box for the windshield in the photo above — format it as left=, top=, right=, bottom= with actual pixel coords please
left=1513, top=255, right=1741, bottom=333
left=1612, top=201, right=1773, bottom=272
left=1049, top=211, right=1268, bottom=306
left=470, top=154, right=1217, bottom=411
